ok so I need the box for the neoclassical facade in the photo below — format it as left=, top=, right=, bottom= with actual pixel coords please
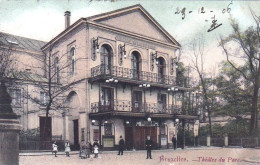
left=4, top=4, right=198, bottom=150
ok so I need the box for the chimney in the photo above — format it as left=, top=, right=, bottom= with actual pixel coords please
left=64, top=11, right=71, bottom=29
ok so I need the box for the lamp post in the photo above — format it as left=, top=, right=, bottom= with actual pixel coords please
left=139, top=84, right=150, bottom=112
left=174, top=118, right=179, bottom=149
left=182, top=119, right=186, bottom=149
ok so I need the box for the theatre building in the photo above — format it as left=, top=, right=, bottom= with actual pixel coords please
left=7, top=4, right=198, bottom=150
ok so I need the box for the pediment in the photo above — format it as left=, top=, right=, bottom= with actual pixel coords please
left=88, top=5, right=180, bottom=46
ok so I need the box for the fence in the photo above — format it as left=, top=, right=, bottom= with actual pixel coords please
left=196, top=136, right=260, bottom=148
left=229, top=137, right=260, bottom=148
left=19, top=135, right=63, bottom=150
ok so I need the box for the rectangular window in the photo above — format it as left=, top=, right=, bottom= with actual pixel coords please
left=132, top=91, right=142, bottom=112
left=93, top=129, right=99, bottom=141
left=160, top=125, right=166, bottom=135
left=81, top=128, right=85, bottom=142
left=9, top=89, right=21, bottom=106
left=104, top=123, right=112, bottom=136
left=40, top=92, right=49, bottom=105
left=100, top=87, right=114, bottom=111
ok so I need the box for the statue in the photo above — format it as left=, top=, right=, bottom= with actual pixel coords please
left=0, top=80, right=17, bottom=119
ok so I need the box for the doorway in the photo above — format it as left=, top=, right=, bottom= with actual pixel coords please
left=73, top=119, right=79, bottom=149
left=39, top=117, right=52, bottom=150
left=125, top=126, right=158, bottom=150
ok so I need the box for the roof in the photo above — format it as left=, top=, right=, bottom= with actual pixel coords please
left=43, top=4, right=181, bottom=50
left=6, top=71, right=48, bottom=82
left=0, top=32, right=46, bottom=53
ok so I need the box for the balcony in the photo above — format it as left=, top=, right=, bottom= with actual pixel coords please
left=90, top=100, right=182, bottom=115
left=90, top=64, right=176, bottom=86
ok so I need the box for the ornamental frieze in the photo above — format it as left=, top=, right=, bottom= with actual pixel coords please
left=115, top=35, right=156, bottom=50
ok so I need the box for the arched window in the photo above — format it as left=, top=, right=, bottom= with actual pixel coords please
left=100, top=44, right=113, bottom=74
left=54, top=57, right=60, bottom=83
left=157, top=57, right=166, bottom=83
left=131, top=51, right=141, bottom=79
left=70, top=47, right=76, bottom=75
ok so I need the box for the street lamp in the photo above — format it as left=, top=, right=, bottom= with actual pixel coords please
left=91, top=120, right=96, bottom=125
left=147, top=117, right=152, bottom=122
left=106, top=78, right=118, bottom=83
left=93, top=37, right=99, bottom=53
left=150, top=51, right=158, bottom=71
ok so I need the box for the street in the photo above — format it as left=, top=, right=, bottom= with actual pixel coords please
left=20, top=148, right=260, bottom=165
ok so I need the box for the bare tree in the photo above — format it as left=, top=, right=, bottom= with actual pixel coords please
left=190, top=34, right=213, bottom=136
left=27, top=43, right=85, bottom=140
left=219, top=9, right=260, bottom=135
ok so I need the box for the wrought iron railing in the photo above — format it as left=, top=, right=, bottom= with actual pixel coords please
left=90, top=100, right=183, bottom=114
left=91, top=64, right=176, bottom=85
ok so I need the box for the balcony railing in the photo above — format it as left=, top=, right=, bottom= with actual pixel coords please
left=90, top=100, right=183, bottom=115
left=90, top=64, right=176, bottom=85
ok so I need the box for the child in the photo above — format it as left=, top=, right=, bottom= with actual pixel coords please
left=64, top=141, right=71, bottom=157
left=52, top=141, right=58, bottom=157
left=86, top=142, right=91, bottom=158
left=80, top=142, right=87, bottom=159
left=94, top=145, right=99, bottom=158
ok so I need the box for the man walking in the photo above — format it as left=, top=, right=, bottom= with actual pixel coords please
left=118, top=135, right=125, bottom=155
left=172, top=135, right=177, bottom=150
left=145, top=136, right=152, bottom=159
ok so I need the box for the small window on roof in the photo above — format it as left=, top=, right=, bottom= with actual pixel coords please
left=6, top=37, right=19, bottom=45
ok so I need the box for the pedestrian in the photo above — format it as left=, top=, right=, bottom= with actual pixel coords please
left=93, top=144, right=99, bottom=158
left=52, top=141, right=58, bottom=157
left=118, top=135, right=125, bottom=155
left=145, top=136, right=152, bottom=159
left=93, top=139, right=99, bottom=148
left=80, top=141, right=87, bottom=159
left=172, top=135, right=177, bottom=150
left=64, top=141, right=71, bottom=157
left=86, top=141, right=92, bottom=158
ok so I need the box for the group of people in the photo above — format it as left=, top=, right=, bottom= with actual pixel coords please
left=52, top=140, right=99, bottom=158
left=79, top=140, right=99, bottom=159
left=51, top=134, right=177, bottom=159
left=52, top=141, right=71, bottom=157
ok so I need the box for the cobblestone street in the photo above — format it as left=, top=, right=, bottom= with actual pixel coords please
left=20, top=148, right=260, bottom=165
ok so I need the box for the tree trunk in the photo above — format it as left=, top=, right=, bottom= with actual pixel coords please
left=200, top=75, right=213, bottom=136
left=249, top=69, right=259, bottom=135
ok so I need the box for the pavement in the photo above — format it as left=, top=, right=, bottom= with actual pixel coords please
left=19, top=147, right=260, bottom=165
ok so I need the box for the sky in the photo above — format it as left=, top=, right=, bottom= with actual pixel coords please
left=0, top=0, right=259, bottom=73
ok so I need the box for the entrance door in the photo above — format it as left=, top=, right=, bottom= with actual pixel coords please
left=73, top=119, right=79, bottom=149
left=39, top=117, right=52, bottom=150
left=132, top=91, right=142, bottom=112
left=135, top=126, right=158, bottom=150
left=125, top=126, right=134, bottom=150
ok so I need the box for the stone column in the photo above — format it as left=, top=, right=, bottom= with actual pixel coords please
left=207, top=135, right=211, bottom=147
left=224, top=135, right=228, bottom=147
left=0, top=119, right=22, bottom=165
left=0, top=82, right=22, bottom=165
